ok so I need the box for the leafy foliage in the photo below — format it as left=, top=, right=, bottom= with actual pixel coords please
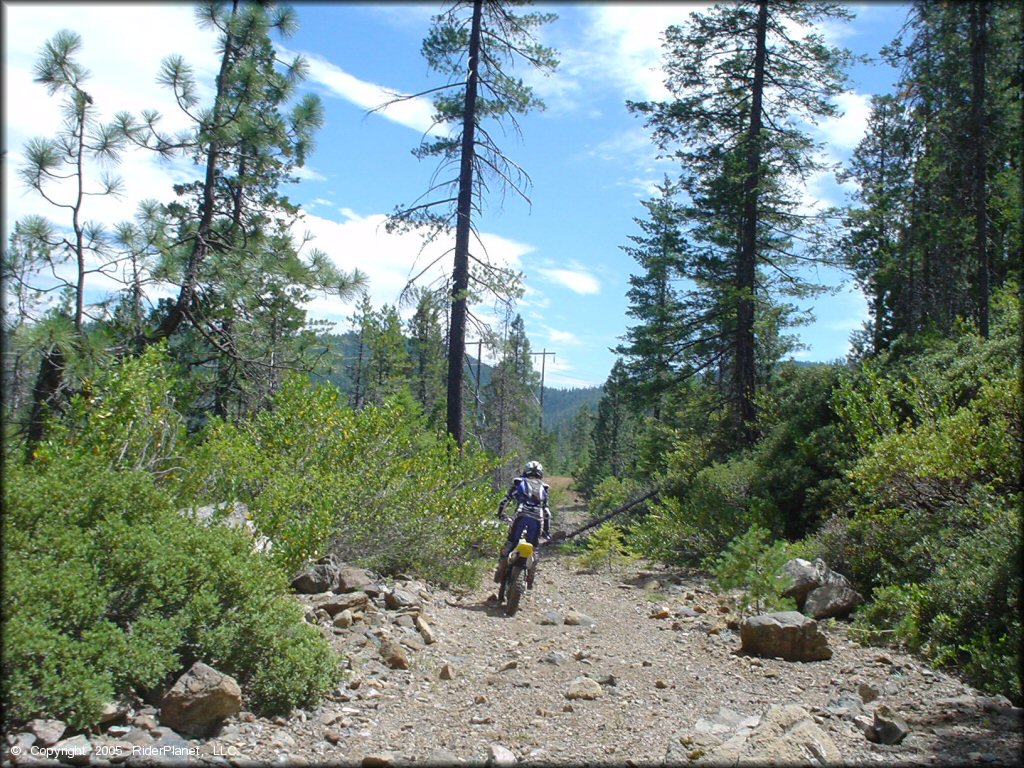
left=182, top=374, right=504, bottom=585
left=2, top=453, right=341, bottom=730
left=707, top=525, right=796, bottom=616
left=575, top=523, right=637, bottom=573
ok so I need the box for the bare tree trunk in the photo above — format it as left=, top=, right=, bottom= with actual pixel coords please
left=446, top=0, right=483, bottom=447
left=140, top=0, right=240, bottom=349
left=25, top=343, right=65, bottom=461
left=970, top=0, right=990, bottom=338
left=735, top=0, right=768, bottom=445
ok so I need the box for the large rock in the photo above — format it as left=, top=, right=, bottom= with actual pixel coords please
left=703, top=705, right=841, bottom=765
left=565, top=676, right=603, bottom=700
left=781, top=558, right=827, bottom=605
left=292, top=556, right=340, bottom=594
left=803, top=579, right=864, bottom=620
left=336, top=566, right=374, bottom=594
left=782, top=558, right=863, bottom=619
left=313, top=590, right=370, bottom=616
left=866, top=705, right=911, bottom=745
left=740, top=611, right=833, bottom=661
left=26, top=719, right=66, bottom=748
left=160, top=662, right=242, bottom=737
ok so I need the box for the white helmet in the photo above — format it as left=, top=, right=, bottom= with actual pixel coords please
left=524, top=460, right=543, bottom=478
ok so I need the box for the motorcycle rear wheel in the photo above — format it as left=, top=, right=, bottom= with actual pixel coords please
left=505, top=564, right=527, bottom=616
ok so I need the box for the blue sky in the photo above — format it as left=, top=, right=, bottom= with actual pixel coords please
left=3, top=2, right=910, bottom=387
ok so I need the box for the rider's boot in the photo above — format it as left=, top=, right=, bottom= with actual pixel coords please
left=493, top=557, right=506, bottom=585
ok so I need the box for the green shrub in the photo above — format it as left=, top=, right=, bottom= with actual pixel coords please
left=2, top=454, right=342, bottom=730
left=706, top=525, right=796, bottom=616
left=182, top=374, right=503, bottom=585
left=575, top=522, right=637, bottom=572
left=628, top=456, right=780, bottom=565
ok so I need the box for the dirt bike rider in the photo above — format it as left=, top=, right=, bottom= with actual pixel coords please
left=494, top=460, right=551, bottom=596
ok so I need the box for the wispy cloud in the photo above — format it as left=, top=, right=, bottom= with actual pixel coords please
left=535, top=267, right=601, bottom=296
left=300, top=209, right=534, bottom=328
left=298, top=50, right=444, bottom=137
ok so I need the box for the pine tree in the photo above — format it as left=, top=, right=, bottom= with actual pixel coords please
left=629, top=1, right=853, bottom=443
left=119, top=1, right=364, bottom=417
left=406, top=287, right=448, bottom=430
left=480, top=314, right=540, bottom=480
left=10, top=30, right=130, bottom=454
left=616, top=176, right=688, bottom=419
left=387, top=0, right=557, bottom=445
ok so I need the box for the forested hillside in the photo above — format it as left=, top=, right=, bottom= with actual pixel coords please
left=2, top=0, right=1020, bottom=741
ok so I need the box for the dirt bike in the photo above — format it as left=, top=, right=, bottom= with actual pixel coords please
left=498, top=528, right=543, bottom=617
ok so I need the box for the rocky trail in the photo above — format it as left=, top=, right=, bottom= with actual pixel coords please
left=6, top=489, right=1021, bottom=766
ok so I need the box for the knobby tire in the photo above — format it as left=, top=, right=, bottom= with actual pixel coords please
left=505, top=565, right=526, bottom=616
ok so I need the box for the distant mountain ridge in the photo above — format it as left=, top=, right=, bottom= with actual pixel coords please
left=313, top=332, right=603, bottom=429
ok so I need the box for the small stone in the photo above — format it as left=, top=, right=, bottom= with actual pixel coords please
left=415, top=615, right=436, bottom=644
left=470, top=715, right=494, bottom=725
left=564, top=610, right=596, bottom=627
left=333, top=609, right=354, bottom=628
left=361, top=752, right=396, bottom=767
left=655, top=679, right=669, bottom=689
left=51, top=734, right=93, bottom=766
left=488, top=743, right=517, bottom=766
left=439, top=663, right=457, bottom=681
left=858, top=682, right=880, bottom=704
left=649, top=608, right=671, bottom=620
left=539, top=611, right=563, bottom=626
left=868, top=705, right=910, bottom=745
left=379, top=638, right=410, bottom=670
left=566, top=676, right=603, bottom=700
left=540, top=651, right=568, bottom=666
left=324, top=728, right=342, bottom=744
left=499, top=660, right=518, bottom=672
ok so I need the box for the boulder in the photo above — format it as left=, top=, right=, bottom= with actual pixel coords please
left=292, top=557, right=340, bottom=594
left=703, top=704, right=841, bottom=765
left=384, top=588, right=421, bottom=611
left=740, top=611, right=833, bottom=661
left=487, top=743, right=518, bottom=766
left=336, top=566, right=374, bottom=594
left=313, top=590, right=370, bottom=616
left=781, top=558, right=827, bottom=604
left=159, top=662, right=242, bottom=737
left=564, top=610, right=596, bottom=627
left=866, top=705, right=911, bottom=745
left=803, top=578, right=864, bottom=620
left=379, top=637, right=410, bottom=670
left=26, top=719, right=66, bottom=748
left=50, top=734, right=92, bottom=766
left=565, top=676, right=603, bottom=700
left=781, top=557, right=863, bottom=619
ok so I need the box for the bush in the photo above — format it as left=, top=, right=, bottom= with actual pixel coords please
left=182, top=375, right=504, bottom=585
left=628, top=456, right=780, bottom=566
left=575, top=522, right=637, bottom=572
left=706, top=525, right=796, bottom=616
left=2, top=454, right=342, bottom=730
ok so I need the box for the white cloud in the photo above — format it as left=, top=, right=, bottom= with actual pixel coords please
left=299, top=209, right=534, bottom=328
left=567, top=4, right=710, bottom=103
left=545, top=327, right=582, bottom=346
left=535, top=267, right=601, bottom=296
left=298, top=50, right=444, bottom=137
left=816, top=91, right=873, bottom=153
